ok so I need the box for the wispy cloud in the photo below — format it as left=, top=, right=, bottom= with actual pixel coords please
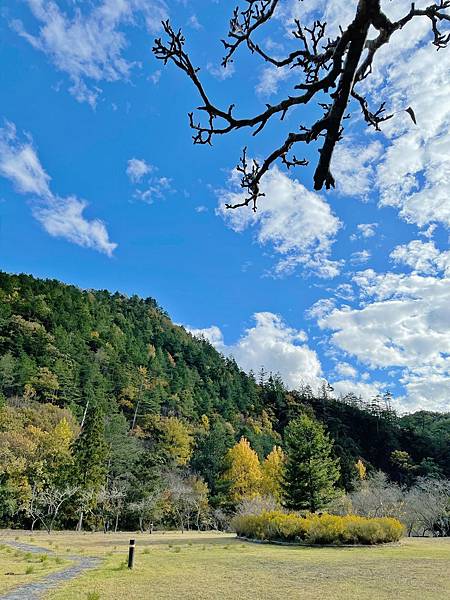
left=350, top=249, right=371, bottom=265
left=126, top=157, right=174, bottom=203
left=206, top=61, right=235, bottom=81
left=12, top=0, right=168, bottom=107
left=0, top=121, right=116, bottom=255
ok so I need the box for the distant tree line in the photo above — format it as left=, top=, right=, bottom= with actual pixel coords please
left=0, top=272, right=449, bottom=532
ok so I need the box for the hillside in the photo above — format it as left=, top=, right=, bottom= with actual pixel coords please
left=0, top=271, right=449, bottom=528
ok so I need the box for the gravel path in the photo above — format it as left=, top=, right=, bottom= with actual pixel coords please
left=1, top=540, right=101, bottom=600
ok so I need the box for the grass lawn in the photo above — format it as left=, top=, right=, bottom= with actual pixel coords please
left=0, top=536, right=70, bottom=595
left=1, top=531, right=449, bottom=600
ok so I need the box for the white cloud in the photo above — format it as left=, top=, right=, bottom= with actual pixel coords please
left=206, top=61, right=235, bottom=81
left=0, top=121, right=116, bottom=255
left=33, top=196, right=117, bottom=256
left=390, top=240, right=450, bottom=276
left=277, top=0, right=356, bottom=36
left=255, top=65, right=291, bottom=96
left=277, top=1, right=450, bottom=231
left=371, top=8, right=450, bottom=229
left=334, top=362, right=357, bottom=379
left=0, top=122, right=51, bottom=198
left=332, top=379, right=384, bottom=400
left=332, top=141, right=383, bottom=198
left=334, top=283, right=355, bottom=301
left=126, top=158, right=152, bottom=183
left=419, top=223, right=437, bottom=239
left=350, top=249, right=371, bottom=265
left=305, top=298, right=336, bottom=320
left=219, top=166, right=342, bottom=278
left=357, top=223, right=378, bottom=239
left=187, top=14, right=202, bottom=30
left=187, top=312, right=323, bottom=390
left=13, top=0, right=168, bottom=106
left=187, top=325, right=226, bottom=352
left=149, top=70, right=161, bottom=85
left=126, top=159, right=174, bottom=203
left=135, top=176, right=173, bottom=203
left=318, top=270, right=450, bottom=411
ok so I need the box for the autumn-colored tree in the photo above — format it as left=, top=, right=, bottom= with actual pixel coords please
left=0, top=401, right=77, bottom=520
left=260, top=446, right=285, bottom=502
left=355, top=459, right=367, bottom=481
left=142, top=415, right=193, bottom=467
left=223, top=437, right=262, bottom=502
left=29, top=367, right=59, bottom=403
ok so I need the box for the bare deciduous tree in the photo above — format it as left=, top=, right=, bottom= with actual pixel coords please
left=129, top=489, right=163, bottom=533
left=166, top=472, right=210, bottom=532
left=97, top=481, right=127, bottom=533
left=404, top=478, right=450, bottom=536
left=25, top=484, right=78, bottom=533
left=346, top=471, right=404, bottom=518
left=153, top=1, right=450, bottom=208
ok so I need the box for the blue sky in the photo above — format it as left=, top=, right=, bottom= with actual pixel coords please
left=1, top=0, right=449, bottom=413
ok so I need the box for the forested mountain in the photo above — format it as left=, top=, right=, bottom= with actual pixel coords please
left=0, top=271, right=449, bottom=529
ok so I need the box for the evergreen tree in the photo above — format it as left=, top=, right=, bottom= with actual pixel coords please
left=191, top=417, right=234, bottom=500
left=73, top=403, right=108, bottom=491
left=0, top=352, right=16, bottom=397
left=283, top=414, right=340, bottom=512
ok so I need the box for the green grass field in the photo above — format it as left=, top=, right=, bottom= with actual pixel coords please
left=1, top=531, right=449, bottom=600
left=0, top=538, right=69, bottom=595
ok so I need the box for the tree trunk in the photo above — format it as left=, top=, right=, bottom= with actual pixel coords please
left=81, top=399, right=90, bottom=428
left=131, top=399, right=141, bottom=431
left=76, top=511, right=84, bottom=532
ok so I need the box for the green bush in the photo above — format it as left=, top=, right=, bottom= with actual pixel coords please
left=232, top=510, right=404, bottom=545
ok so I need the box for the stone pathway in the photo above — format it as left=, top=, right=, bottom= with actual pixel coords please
left=1, top=540, right=101, bottom=600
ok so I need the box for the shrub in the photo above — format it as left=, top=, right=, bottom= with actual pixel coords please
left=232, top=510, right=404, bottom=545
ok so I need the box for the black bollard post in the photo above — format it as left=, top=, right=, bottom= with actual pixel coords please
left=128, top=539, right=135, bottom=569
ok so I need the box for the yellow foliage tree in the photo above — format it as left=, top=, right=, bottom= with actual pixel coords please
left=224, top=437, right=262, bottom=502
left=355, top=459, right=367, bottom=480
left=261, top=445, right=286, bottom=502
left=162, top=416, right=193, bottom=466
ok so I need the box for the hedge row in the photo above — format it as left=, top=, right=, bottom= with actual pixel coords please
left=232, top=511, right=404, bottom=545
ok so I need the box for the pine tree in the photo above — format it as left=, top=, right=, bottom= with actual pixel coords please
left=223, top=437, right=262, bottom=502
left=282, top=414, right=340, bottom=512
left=0, top=352, right=16, bottom=397
left=73, top=403, right=108, bottom=491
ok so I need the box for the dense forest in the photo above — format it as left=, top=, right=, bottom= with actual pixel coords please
left=0, top=271, right=449, bottom=532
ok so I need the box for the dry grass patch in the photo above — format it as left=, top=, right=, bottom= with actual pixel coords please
left=27, top=532, right=450, bottom=600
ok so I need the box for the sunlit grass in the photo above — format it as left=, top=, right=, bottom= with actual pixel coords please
left=2, top=530, right=450, bottom=600
left=0, top=542, right=70, bottom=595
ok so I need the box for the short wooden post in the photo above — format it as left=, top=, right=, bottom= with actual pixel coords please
left=128, top=539, right=135, bottom=569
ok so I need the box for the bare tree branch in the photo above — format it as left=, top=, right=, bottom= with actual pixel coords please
left=153, top=0, right=450, bottom=208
